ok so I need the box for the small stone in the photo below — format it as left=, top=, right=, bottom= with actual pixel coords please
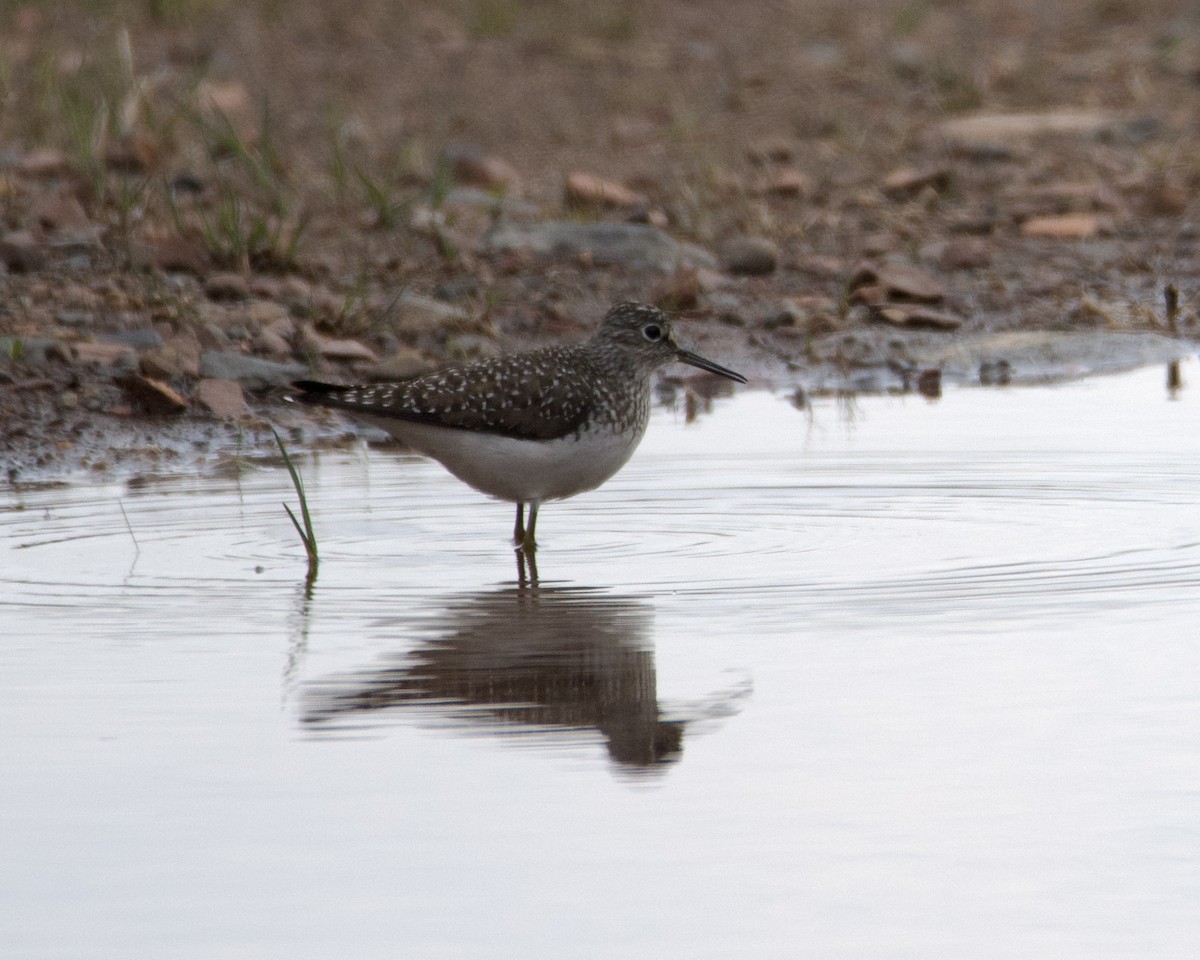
left=300, top=324, right=378, bottom=362
left=871, top=305, right=963, bottom=330
left=746, top=137, right=795, bottom=164
left=649, top=266, right=702, bottom=310
left=120, top=374, right=189, bottom=415
left=794, top=253, right=845, bottom=279
left=763, top=296, right=839, bottom=334
left=140, top=344, right=186, bottom=380
left=61, top=283, right=101, bottom=310
left=245, top=300, right=290, bottom=327
left=851, top=262, right=945, bottom=303
left=32, top=193, right=91, bottom=232
left=99, top=329, right=164, bottom=351
left=148, top=234, right=206, bottom=275
left=881, top=165, right=952, bottom=200
left=194, top=378, right=248, bottom=418
left=171, top=171, right=205, bottom=195
left=106, top=132, right=159, bottom=173
left=934, top=110, right=1125, bottom=153
left=564, top=172, right=644, bottom=210
left=205, top=272, right=251, bottom=301
left=916, top=369, right=942, bottom=398
left=938, top=236, right=993, bottom=270
left=72, top=341, right=138, bottom=366
left=758, top=168, right=813, bottom=198
left=1019, top=213, right=1100, bottom=239
left=0, top=230, right=46, bottom=272
left=719, top=235, right=779, bottom=276
left=18, top=147, right=68, bottom=177
left=1143, top=180, right=1188, bottom=216
left=253, top=328, right=293, bottom=358
left=444, top=144, right=519, bottom=190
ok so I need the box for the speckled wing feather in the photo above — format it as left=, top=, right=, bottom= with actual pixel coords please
left=293, top=347, right=600, bottom=441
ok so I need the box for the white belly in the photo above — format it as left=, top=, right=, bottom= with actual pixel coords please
left=360, top=416, right=646, bottom=504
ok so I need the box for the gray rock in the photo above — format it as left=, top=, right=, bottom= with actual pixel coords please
left=199, top=350, right=306, bottom=390
left=484, top=221, right=715, bottom=272
left=100, top=329, right=165, bottom=350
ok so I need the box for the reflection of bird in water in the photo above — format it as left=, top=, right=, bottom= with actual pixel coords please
left=302, top=587, right=699, bottom=773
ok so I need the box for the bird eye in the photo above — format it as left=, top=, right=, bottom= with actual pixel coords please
left=642, top=323, right=663, bottom=341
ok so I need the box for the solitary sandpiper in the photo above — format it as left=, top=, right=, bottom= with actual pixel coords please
left=291, top=302, right=746, bottom=549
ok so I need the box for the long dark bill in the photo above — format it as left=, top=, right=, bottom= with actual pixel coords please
left=675, top=347, right=748, bottom=384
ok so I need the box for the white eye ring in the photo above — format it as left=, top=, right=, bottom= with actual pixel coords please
left=643, top=323, right=663, bottom=341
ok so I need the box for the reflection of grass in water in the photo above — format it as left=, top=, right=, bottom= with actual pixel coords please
left=272, top=428, right=318, bottom=579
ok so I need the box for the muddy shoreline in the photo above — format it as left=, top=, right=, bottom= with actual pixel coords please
left=4, top=1, right=1200, bottom=483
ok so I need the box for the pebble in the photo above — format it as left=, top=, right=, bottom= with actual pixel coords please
left=757, top=168, right=813, bottom=198
left=105, top=132, right=159, bottom=173
left=99, top=329, right=165, bottom=351
left=444, top=144, right=520, bottom=190
left=870, top=305, right=963, bottom=330
left=119, top=374, right=189, bottom=415
left=204, top=273, right=251, bottom=301
left=938, top=236, right=993, bottom=270
left=1019, top=213, right=1101, bottom=239
left=881, top=166, right=952, bottom=200
left=299, top=324, right=378, bottom=362
left=851, top=262, right=945, bottom=303
left=147, top=234, right=206, bottom=275
left=194, top=378, right=249, bottom=419
left=564, top=172, right=645, bottom=211
left=933, top=110, right=1125, bottom=154
left=252, top=328, right=293, bottom=358
left=746, top=138, right=795, bottom=164
left=719, top=235, right=779, bottom=276
left=244, top=301, right=290, bottom=328
left=18, top=147, right=68, bottom=177
left=649, top=266, right=703, bottom=311
left=72, top=341, right=138, bottom=367
left=32, top=194, right=92, bottom=232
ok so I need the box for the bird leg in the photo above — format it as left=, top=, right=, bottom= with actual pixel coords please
left=513, top=501, right=539, bottom=551
left=513, top=502, right=525, bottom=546
left=516, top=543, right=539, bottom=588
left=524, top=502, right=539, bottom=550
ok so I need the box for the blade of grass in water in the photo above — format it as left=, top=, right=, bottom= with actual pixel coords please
left=272, top=428, right=318, bottom=575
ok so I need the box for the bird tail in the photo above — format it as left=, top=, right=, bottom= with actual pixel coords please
left=287, top=379, right=347, bottom=405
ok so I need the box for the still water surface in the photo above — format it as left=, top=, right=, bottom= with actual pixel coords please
left=2, top=364, right=1199, bottom=958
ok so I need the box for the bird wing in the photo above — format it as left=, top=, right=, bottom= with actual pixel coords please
left=292, top=349, right=596, bottom=441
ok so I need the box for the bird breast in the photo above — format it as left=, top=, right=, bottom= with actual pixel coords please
left=357, top=414, right=650, bottom=504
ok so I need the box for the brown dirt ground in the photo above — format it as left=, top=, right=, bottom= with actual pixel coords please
left=2, top=0, right=1199, bottom=481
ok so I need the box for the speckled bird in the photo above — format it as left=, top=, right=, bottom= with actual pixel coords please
left=291, top=302, right=746, bottom=549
